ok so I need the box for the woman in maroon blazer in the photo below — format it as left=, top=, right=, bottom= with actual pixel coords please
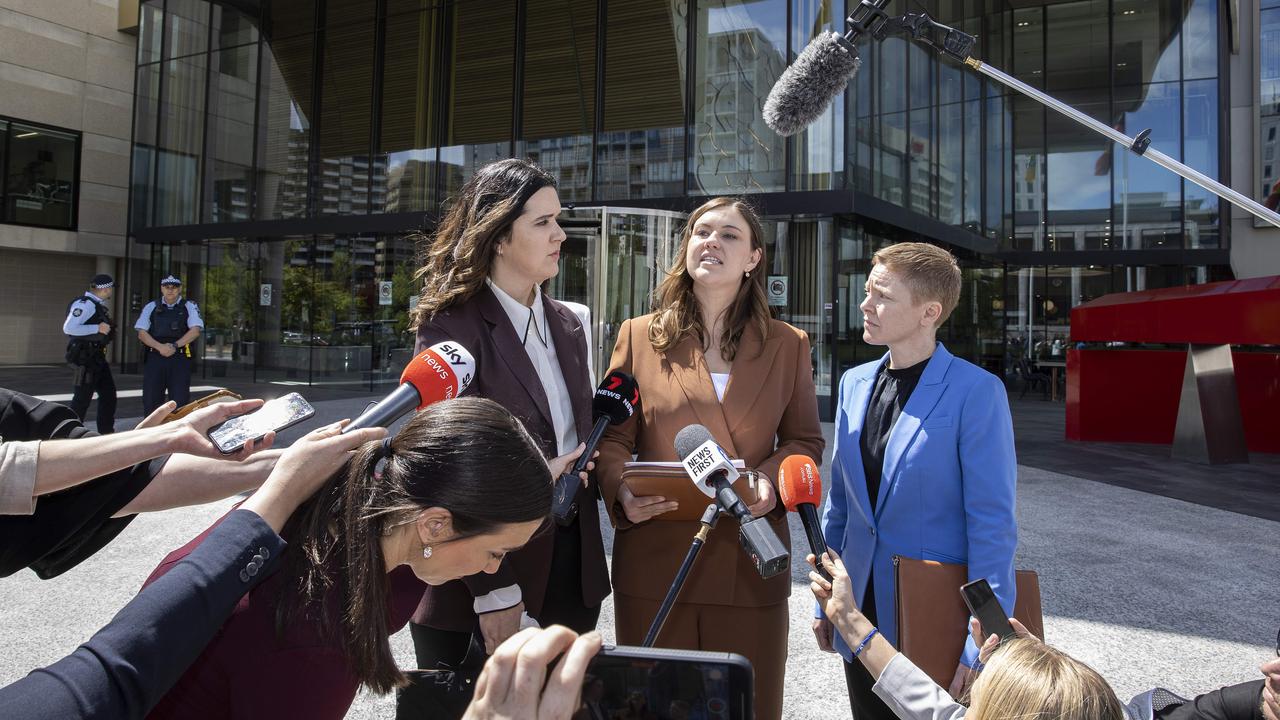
left=403, top=159, right=610, bottom=716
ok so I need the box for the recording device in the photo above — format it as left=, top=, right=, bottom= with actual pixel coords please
left=960, top=578, right=1016, bottom=642
left=584, top=645, right=753, bottom=720
left=777, top=454, right=831, bottom=581
left=763, top=0, right=897, bottom=137
left=207, top=392, right=315, bottom=455
left=342, top=341, right=476, bottom=433
left=673, top=424, right=789, bottom=579
left=552, top=371, right=639, bottom=525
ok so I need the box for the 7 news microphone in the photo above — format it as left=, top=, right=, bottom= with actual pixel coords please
left=341, top=341, right=476, bottom=433
left=777, top=454, right=831, bottom=581
left=673, top=424, right=789, bottom=579
left=552, top=371, right=640, bottom=525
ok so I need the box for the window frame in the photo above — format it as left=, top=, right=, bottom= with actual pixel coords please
left=0, top=114, right=82, bottom=231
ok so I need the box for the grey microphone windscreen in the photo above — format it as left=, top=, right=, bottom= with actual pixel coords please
left=674, top=423, right=714, bottom=461
left=763, top=32, right=862, bottom=137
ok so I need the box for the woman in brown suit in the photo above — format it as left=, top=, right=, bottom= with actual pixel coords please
left=398, top=159, right=610, bottom=718
left=595, top=197, right=825, bottom=720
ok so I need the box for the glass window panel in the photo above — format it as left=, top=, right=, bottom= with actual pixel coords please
left=877, top=111, right=907, bottom=205
left=156, top=54, right=207, bottom=226
left=793, top=0, right=846, bottom=191
left=315, top=24, right=375, bottom=216
left=1183, top=78, right=1218, bottom=247
left=308, top=234, right=377, bottom=388
left=984, top=95, right=1008, bottom=242
left=132, top=63, right=161, bottom=229
left=908, top=42, right=932, bottom=111
left=691, top=0, right=787, bottom=194
left=256, top=236, right=313, bottom=385
left=268, top=0, right=316, bottom=39
left=5, top=123, right=77, bottom=228
left=257, top=33, right=314, bottom=220
left=1113, top=82, right=1180, bottom=249
left=908, top=108, right=933, bottom=216
left=139, top=1, right=164, bottom=64
left=205, top=44, right=259, bottom=223
left=1046, top=91, right=1110, bottom=251
left=1011, top=97, right=1043, bottom=250
left=165, top=0, right=211, bottom=59
left=213, top=4, right=259, bottom=49
left=518, top=0, right=597, bottom=203
left=597, top=0, right=686, bottom=201
left=940, top=101, right=963, bottom=225
left=386, top=0, right=435, bottom=14
left=1113, top=0, right=1181, bottom=86
left=878, top=38, right=907, bottom=114
left=326, top=0, right=376, bottom=26
left=1182, top=0, right=1218, bottom=80
left=963, top=98, right=981, bottom=228
left=1012, top=8, right=1043, bottom=87
left=379, top=7, right=439, bottom=214
left=1004, top=264, right=1044, bottom=363
left=1260, top=7, right=1280, bottom=212
left=442, top=0, right=515, bottom=198
left=1046, top=0, right=1107, bottom=93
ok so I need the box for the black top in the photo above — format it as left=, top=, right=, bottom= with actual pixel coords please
left=860, top=357, right=930, bottom=508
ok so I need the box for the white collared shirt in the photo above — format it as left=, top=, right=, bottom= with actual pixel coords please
left=486, top=280, right=579, bottom=456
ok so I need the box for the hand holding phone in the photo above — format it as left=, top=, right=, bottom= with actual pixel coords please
left=960, top=578, right=1016, bottom=645
left=207, top=393, right=316, bottom=455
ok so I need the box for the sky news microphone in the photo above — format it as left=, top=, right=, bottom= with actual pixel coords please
left=673, top=424, right=789, bottom=579
left=777, top=454, right=831, bottom=581
left=551, top=371, right=640, bottom=525
left=763, top=0, right=894, bottom=137
left=341, top=341, right=476, bottom=433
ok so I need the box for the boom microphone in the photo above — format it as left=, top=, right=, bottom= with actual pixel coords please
left=674, top=424, right=789, bottom=579
left=777, top=454, right=831, bottom=581
left=551, top=371, right=640, bottom=525
left=341, top=341, right=476, bottom=433
left=763, top=0, right=896, bottom=137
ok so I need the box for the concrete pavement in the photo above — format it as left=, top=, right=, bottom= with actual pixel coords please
left=0, top=394, right=1275, bottom=718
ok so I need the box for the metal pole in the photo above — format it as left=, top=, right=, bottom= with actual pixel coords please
left=642, top=503, right=720, bottom=647
left=962, top=57, right=1280, bottom=229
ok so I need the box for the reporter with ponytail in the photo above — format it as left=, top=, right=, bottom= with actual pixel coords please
left=143, top=398, right=552, bottom=720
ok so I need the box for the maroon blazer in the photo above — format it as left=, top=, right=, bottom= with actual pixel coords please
left=412, top=285, right=611, bottom=631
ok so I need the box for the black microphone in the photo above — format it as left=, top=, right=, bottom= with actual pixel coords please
left=673, top=424, right=789, bottom=579
left=763, top=0, right=894, bottom=137
left=551, top=371, right=640, bottom=526
left=341, top=341, right=475, bottom=433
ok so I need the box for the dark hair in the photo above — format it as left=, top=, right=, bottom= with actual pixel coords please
left=648, top=197, right=771, bottom=361
left=411, top=158, right=557, bottom=325
left=275, top=397, right=551, bottom=693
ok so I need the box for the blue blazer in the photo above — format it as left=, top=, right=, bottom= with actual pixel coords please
left=820, top=343, right=1017, bottom=666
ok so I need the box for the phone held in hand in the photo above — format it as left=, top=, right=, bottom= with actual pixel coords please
left=207, top=392, right=316, bottom=454
left=960, top=578, right=1016, bottom=642
left=583, top=645, right=753, bottom=720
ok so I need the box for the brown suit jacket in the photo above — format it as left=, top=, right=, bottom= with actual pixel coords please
left=595, top=315, right=825, bottom=607
left=412, top=285, right=610, bottom=631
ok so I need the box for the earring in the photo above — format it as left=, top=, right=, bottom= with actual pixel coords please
left=745, top=271, right=751, bottom=278
left=423, top=545, right=433, bottom=559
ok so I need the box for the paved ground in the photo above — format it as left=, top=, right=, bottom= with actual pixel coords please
left=0, top=386, right=1276, bottom=718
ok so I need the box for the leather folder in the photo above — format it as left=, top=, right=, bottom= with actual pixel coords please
left=893, top=556, right=1044, bottom=686
left=619, top=462, right=758, bottom=522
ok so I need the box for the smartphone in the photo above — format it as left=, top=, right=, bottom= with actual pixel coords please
left=582, top=645, right=753, bottom=720
left=960, top=578, right=1016, bottom=641
left=207, top=392, right=315, bottom=454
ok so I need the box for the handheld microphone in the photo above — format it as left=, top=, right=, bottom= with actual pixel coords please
left=674, top=424, right=789, bottom=579
left=763, top=0, right=894, bottom=137
left=551, top=371, right=640, bottom=525
left=341, top=341, right=476, bottom=433
left=777, top=454, right=831, bottom=581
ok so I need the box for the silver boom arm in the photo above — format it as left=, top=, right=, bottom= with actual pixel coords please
left=864, top=6, right=1280, bottom=229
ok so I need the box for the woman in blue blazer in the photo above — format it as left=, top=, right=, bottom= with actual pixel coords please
left=819, top=243, right=1017, bottom=718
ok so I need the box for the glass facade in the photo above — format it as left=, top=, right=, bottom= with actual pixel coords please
left=127, top=0, right=1233, bottom=414
left=1, top=117, right=80, bottom=229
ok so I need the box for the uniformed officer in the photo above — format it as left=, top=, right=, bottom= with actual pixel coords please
left=134, top=275, right=203, bottom=415
left=62, top=274, right=118, bottom=433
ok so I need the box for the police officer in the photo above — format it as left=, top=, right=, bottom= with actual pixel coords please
left=62, top=274, right=117, bottom=433
left=134, top=275, right=203, bottom=415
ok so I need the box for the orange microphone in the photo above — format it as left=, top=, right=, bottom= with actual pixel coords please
left=778, top=454, right=831, bottom=580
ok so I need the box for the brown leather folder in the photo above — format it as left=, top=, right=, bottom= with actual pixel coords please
left=619, top=464, right=759, bottom=522
left=894, top=556, right=1044, bottom=686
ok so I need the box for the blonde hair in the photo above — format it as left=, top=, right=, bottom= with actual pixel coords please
left=871, top=242, right=962, bottom=327
left=966, top=639, right=1126, bottom=720
left=411, top=159, right=556, bottom=327
left=648, top=197, right=770, bottom=360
